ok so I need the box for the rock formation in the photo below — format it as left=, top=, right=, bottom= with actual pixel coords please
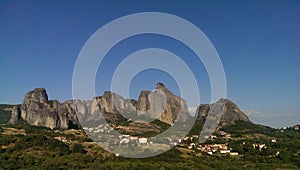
left=7, top=106, right=21, bottom=124
left=21, top=88, right=80, bottom=129
left=70, top=91, right=138, bottom=124
left=76, top=83, right=189, bottom=125
left=16, top=83, right=190, bottom=129
left=136, top=82, right=189, bottom=124
left=196, top=98, right=250, bottom=127
left=137, top=90, right=151, bottom=114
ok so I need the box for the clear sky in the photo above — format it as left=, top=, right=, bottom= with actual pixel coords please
left=0, top=0, right=299, bottom=127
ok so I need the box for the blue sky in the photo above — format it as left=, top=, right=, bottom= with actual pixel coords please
left=0, top=0, right=299, bottom=127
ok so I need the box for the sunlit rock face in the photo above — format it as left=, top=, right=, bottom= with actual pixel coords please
left=136, top=82, right=189, bottom=125
left=8, top=106, right=21, bottom=125
left=197, top=98, right=251, bottom=127
left=18, top=82, right=190, bottom=129
left=21, top=88, right=79, bottom=129
left=73, top=82, right=190, bottom=125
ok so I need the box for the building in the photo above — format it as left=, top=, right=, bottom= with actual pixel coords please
left=214, top=144, right=227, bottom=150
left=253, top=143, right=266, bottom=151
left=210, top=135, right=217, bottom=139
left=120, top=138, right=129, bottom=144
left=224, top=134, right=231, bottom=139
left=183, top=137, right=189, bottom=141
left=230, top=152, right=239, bottom=156
left=54, top=136, right=68, bottom=143
left=220, top=150, right=230, bottom=154
left=192, top=135, right=199, bottom=139
left=129, top=136, right=138, bottom=141
left=139, top=138, right=148, bottom=145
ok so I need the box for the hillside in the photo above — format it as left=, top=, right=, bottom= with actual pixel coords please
left=0, top=121, right=299, bottom=169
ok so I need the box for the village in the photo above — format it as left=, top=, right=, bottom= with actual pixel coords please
left=48, top=124, right=275, bottom=157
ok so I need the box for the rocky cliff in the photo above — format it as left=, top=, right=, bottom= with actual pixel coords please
left=15, top=83, right=188, bottom=129
left=136, top=82, right=189, bottom=124
left=77, top=83, right=189, bottom=125
left=71, top=91, right=136, bottom=124
left=8, top=106, right=21, bottom=124
left=197, top=98, right=251, bottom=127
left=12, top=83, right=251, bottom=130
left=20, top=88, right=80, bottom=129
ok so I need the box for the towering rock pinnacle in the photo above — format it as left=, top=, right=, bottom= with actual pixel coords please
left=156, top=82, right=168, bottom=90
left=25, top=88, right=48, bottom=102
left=8, top=106, right=21, bottom=124
left=137, top=82, right=189, bottom=124
left=21, top=88, right=80, bottom=129
left=136, top=90, right=151, bottom=115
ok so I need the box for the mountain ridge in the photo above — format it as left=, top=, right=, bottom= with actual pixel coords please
left=7, top=83, right=190, bottom=129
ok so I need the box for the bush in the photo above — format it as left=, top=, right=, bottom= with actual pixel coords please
left=72, top=143, right=87, bottom=154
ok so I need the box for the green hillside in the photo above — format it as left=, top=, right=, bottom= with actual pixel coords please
left=1, top=119, right=299, bottom=169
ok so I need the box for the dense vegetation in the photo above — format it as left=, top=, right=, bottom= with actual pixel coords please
left=222, top=120, right=275, bottom=136
left=1, top=121, right=299, bottom=169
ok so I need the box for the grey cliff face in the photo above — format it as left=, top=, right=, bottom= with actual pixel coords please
left=136, top=82, right=189, bottom=125
left=197, top=98, right=251, bottom=127
left=8, top=106, right=21, bottom=124
left=15, top=83, right=192, bottom=129
left=74, top=83, right=189, bottom=125
left=196, top=104, right=210, bottom=123
left=21, top=88, right=80, bottom=129
left=69, top=91, right=138, bottom=124
left=137, top=90, right=151, bottom=114
left=99, top=91, right=133, bottom=113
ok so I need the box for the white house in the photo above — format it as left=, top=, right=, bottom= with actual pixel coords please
left=139, top=138, right=148, bottom=145
left=230, top=152, right=239, bottom=156
left=120, top=138, right=130, bottom=144
left=253, top=143, right=266, bottom=151
left=220, top=150, right=230, bottom=154
left=129, top=136, right=138, bottom=141
left=210, top=135, right=217, bottom=139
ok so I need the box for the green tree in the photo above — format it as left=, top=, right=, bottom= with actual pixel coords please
left=72, top=143, right=87, bottom=154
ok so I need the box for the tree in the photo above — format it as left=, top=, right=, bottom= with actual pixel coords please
left=72, top=143, right=87, bottom=154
